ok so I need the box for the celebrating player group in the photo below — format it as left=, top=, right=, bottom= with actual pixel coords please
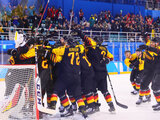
left=6, top=29, right=116, bottom=119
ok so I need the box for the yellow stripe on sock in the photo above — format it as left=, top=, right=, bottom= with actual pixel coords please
left=106, top=98, right=112, bottom=103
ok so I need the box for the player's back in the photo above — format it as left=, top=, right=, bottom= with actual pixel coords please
left=86, top=46, right=107, bottom=72
left=59, top=47, right=81, bottom=75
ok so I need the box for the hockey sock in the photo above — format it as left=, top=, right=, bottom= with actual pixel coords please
left=103, top=92, right=112, bottom=104
left=94, top=93, right=99, bottom=103
left=131, top=82, right=136, bottom=89
left=153, top=91, right=160, bottom=103
left=69, top=96, right=76, bottom=105
left=135, top=83, right=140, bottom=91
left=139, top=89, right=146, bottom=97
left=48, top=93, right=58, bottom=109
left=77, top=98, right=85, bottom=108
left=47, top=96, right=51, bottom=105
left=82, top=95, right=87, bottom=105
left=60, top=95, right=70, bottom=108
left=85, top=92, right=95, bottom=107
left=145, top=89, right=151, bottom=96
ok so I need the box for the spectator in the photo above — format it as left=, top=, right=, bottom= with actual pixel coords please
left=79, top=9, right=84, bottom=22
left=45, top=16, right=51, bottom=28
left=28, top=6, right=35, bottom=22
left=50, top=7, right=56, bottom=23
left=57, top=11, right=63, bottom=25
left=89, top=15, right=95, bottom=29
left=47, top=7, right=51, bottom=17
left=69, top=9, right=74, bottom=21
left=12, top=11, right=19, bottom=26
left=2, top=12, right=9, bottom=25
left=23, top=16, right=29, bottom=28
left=23, top=5, right=29, bottom=16
left=18, top=17, right=24, bottom=28
left=28, top=6, right=35, bottom=16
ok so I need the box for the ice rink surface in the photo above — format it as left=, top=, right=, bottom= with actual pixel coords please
left=0, top=74, right=160, bottom=120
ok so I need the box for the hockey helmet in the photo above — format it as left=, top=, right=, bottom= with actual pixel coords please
left=14, top=31, right=27, bottom=48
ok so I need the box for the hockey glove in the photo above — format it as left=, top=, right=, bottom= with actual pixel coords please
left=7, top=49, right=17, bottom=56
left=129, top=63, right=135, bottom=69
left=100, top=58, right=110, bottom=64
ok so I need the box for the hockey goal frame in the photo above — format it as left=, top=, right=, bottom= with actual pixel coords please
left=0, top=64, right=56, bottom=120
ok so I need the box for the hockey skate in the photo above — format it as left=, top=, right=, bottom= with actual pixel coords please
left=48, top=101, right=56, bottom=110
left=136, top=98, right=143, bottom=105
left=153, top=103, right=160, bottom=111
left=143, top=95, right=151, bottom=103
left=79, top=106, right=88, bottom=118
left=108, top=102, right=115, bottom=112
left=131, top=90, right=138, bottom=95
left=152, top=103, right=160, bottom=108
left=94, top=102, right=101, bottom=112
left=60, top=106, right=73, bottom=117
left=86, top=103, right=96, bottom=115
left=71, top=104, right=77, bottom=112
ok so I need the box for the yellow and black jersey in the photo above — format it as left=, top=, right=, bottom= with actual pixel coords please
left=124, top=53, right=139, bottom=70
left=138, top=57, right=144, bottom=71
left=19, top=46, right=35, bottom=64
left=124, top=53, right=137, bottom=68
left=8, top=46, right=35, bottom=65
left=99, top=46, right=114, bottom=60
left=51, top=45, right=84, bottom=74
left=77, top=45, right=92, bottom=72
left=81, top=36, right=113, bottom=72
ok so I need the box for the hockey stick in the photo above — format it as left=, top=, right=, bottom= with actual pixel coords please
left=107, top=73, right=128, bottom=109
left=68, top=0, right=75, bottom=35
left=35, top=0, right=50, bottom=36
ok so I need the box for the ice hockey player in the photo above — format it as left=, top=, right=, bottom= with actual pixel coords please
left=43, top=36, right=88, bottom=118
left=124, top=50, right=139, bottom=95
left=124, top=49, right=144, bottom=95
left=138, top=37, right=160, bottom=110
left=74, top=29, right=115, bottom=112
left=134, top=49, right=144, bottom=94
left=136, top=37, right=159, bottom=105
left=78, top=43, right=96, bottom=114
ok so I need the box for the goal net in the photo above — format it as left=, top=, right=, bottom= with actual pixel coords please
left=0, top=65, right=39, bottom=120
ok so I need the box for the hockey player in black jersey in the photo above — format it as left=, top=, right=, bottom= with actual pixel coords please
left=74, top=29, right=115, bottom=112
left=124, top=50, right=144, bottom=95
left=43, top=36, right=88, bottom=118
left=136, top=37, right=158, bottom=105
left=139, top=37, right=160, bottom=110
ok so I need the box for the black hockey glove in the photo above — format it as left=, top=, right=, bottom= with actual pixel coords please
left=7, top=49, right=17, bottom=56
left=133, top=60, right=139, bottom=68
left=129, top=60, right=139, bottom=69
left=129, top=63, right=135, bottom=69
left=100, top=58, right=110, bottom=64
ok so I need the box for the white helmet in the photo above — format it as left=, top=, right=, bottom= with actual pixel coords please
left=14, top=31, right=26, bottom=48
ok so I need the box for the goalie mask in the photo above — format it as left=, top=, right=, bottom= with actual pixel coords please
left=14, top=31, right=27, bottom=48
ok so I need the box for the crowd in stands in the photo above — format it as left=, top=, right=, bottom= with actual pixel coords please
left=0, top=4, right=160, bottom=40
